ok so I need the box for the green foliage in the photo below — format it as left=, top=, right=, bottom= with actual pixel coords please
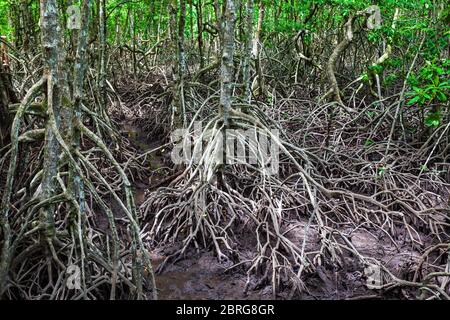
left=274, top=19, right=302, bottom=33
left=364, top=138, right=374, bottom=147
left=368, top=64, right=383, bottom=75
left=383, top=74, right=398, bottom=86
left=367, top=30, right=381, bottom=43
left=407, top=59, right=450, bottom=105
left=407, top=59, right=449, bottom=128
left=0, top=1, right=12, bottom=37
left=424, top=112, right=442, bottom=128
left=378, top=166, right=386, bottom=176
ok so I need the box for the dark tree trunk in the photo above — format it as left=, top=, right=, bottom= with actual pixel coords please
left=0, top=47, right=19, bottom=146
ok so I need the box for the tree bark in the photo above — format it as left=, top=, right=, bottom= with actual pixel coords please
left=242, top=0, right=254, bottom=104
left=195, top=0, right=204, bottom=68
left=39, top=0, right=64, bottom=239
left=0, top=54, right=19, bottom=146
left=254, top=2, right=265, bottom=97
left=99, top=0, right=107, bottom=112
left=220, top=0, right=236, bottom=127
left=326, top=14, right=357, bottom=106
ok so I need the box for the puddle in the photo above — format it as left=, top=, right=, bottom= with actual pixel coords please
left=150, top=252, right=271, bottom=300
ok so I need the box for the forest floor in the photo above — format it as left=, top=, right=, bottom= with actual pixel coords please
left=2, top=0, right=449, bottom=302
left=124, top=116, right=424, bottom=300
left=122, top=120, right=274, bottom=299
left=116, top=77, right=431, bottom=300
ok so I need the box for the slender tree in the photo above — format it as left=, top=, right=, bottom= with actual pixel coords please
left=219, top=0, right=236, bottom=127
left=242, top=0, right=254, bottom=103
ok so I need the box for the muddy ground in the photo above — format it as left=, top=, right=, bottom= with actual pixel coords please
left=123, top=120, right=422, bottom=300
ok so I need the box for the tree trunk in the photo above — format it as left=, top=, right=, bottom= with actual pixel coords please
left=242, top=0, right=254, bottom=104
left=195, top=0, right=204, bottom=68
left=0, top=52, right=18, bottom=146
left=219, top=0, right=236, bottom=127
left=254, top=2, right=265, bottom=97
left=39, top=0, right=64, bottom=239
left=98, top=0, right=107, bottom=112
left=178, top=0, right=187, bottom=76
left=170, top=0, right=187, bottom=128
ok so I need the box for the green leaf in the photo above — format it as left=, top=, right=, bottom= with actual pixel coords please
left=435, top=67, right=444, bottom=75
left=437, top=91, right=447, bottom=101
left=425, top=112, right=441, bottom=127
left=407, top=95, right=420, bottom=105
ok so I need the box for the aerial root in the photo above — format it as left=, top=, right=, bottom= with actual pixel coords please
left=140, top=96, right=450, bottom=298
left=0, top=75, right=156, bottom=299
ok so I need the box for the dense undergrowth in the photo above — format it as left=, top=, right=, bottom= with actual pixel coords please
left=0, top=0, right=449, bottom=299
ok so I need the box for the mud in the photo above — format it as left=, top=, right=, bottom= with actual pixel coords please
left=122, top=117, right=431, bottom=301
left=124, top=122, right=275, bottom=300
left=148, top=251, right=274, bottom=300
